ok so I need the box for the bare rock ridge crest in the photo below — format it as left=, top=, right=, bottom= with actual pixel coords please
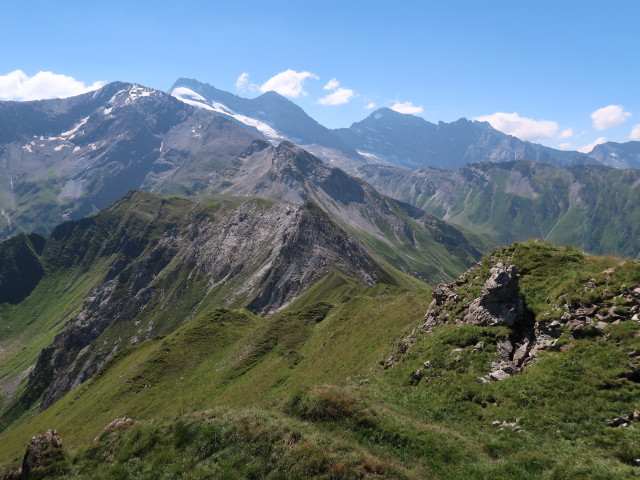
left=11, top=192, right=385, bottom=411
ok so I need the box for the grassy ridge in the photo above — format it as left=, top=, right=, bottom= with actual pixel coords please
left=3, top=237, right=640, bottom=478
left=0, top=279, right=429, bottom=465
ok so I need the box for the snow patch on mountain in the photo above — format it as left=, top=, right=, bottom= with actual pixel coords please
left=61, top=116, right=90, bottom=138
left=171, top=87, right=286, bottom=142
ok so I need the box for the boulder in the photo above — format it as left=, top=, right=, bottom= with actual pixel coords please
left=21, top=430, right=65, bottom=479
left=463, top=264, right=525, bottom=327
left=481, top=263, right=520, bottom=304
left=433, top=283, right=457, bottom=305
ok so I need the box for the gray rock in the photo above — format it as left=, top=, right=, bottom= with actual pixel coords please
left=512, top=342, right=530, bottom=367
left=497, top=338, right=514, bottom=360
left=481, top=263, right=520, bottom=304
left=21, top=430, right=65, bottom=479
left=433, top=283, right=457, bottom=305
left=462, top=265, right=524, bottom=327
left=489, top=370, right=511, bottom=381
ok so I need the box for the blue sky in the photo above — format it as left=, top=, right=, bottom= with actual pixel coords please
left=1, top=0, right=638, bottom=152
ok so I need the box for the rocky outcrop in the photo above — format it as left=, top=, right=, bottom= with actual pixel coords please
left=463, top=264, right=524, bottom=327
left=420, top=262, right=535, bottom=382
left=424, top=262, right=530, bottom=330
left=2, top=430, right=65, bottom=479
left=607, top=411, right=640, bottom=428
left=391, top=252, right=640, bottom=384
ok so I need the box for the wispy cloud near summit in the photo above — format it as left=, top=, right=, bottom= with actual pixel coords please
left=390, top=102, right=424, bottom=115
left=473, top=112, right=559, bottom=142
left=259, top=69, right=318, bottom=98
left=0, top=70, right=104, bottom=101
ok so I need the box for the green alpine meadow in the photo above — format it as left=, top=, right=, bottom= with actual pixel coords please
left=2, top=229, right=640, bottom=478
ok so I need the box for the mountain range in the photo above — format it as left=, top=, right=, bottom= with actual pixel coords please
left=358, top=160, right=640, bottom=257
left=0, top=82, right=491, bottom=283
left=169, top=78, right=640, bottom=171
left=2, top=76, right=640, bottom=478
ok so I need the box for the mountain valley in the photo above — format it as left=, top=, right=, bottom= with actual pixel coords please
left=358, top=160, right=640, bottom=257
left=1, top=77, right=640, bottom=479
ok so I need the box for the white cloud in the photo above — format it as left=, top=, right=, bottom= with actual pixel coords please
left=473, top=112, right=558, bottom=141
left=365, top=102, right=376, bottom=109
left=390, top=101, right=424, bottom=115
left=629, top=124, right=640, bottom=141
left=235, top=72, right=250, bottom=91
left=0, top=70, right=104, bottom=101
left=317, top=87, right=356, bottom=106
left=590, top=105, right=631, bottom=130
left=558, top=128, right=574, bottom=139
left=559, top=142, right=572, bottom=150
left=323, top=78, right=340, bottom=90
left=577, top=136, right=607, bottom=153
left=259, top=69, right=318, bottom=98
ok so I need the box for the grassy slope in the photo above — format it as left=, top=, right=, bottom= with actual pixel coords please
left=0, top=276, right=430, bottom=466
left=2, top=242, right=640, bottom=478
left=362, top=162, right=640, bottom=259
left=326, top=198, right=495, bottom=285
left=0, top=262, right=108, bottom=412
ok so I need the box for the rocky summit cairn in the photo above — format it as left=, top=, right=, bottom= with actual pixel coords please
left=3, top=430, right=65, bottom=479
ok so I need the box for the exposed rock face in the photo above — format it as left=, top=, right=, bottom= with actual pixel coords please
left=19, top=430, right=64, bottom=479
left=18, top=192, right=385, bottom=411
left=463, top=264, right=524, bottom=327
left=194, top=140, right=488, bottom=283
left=425, top=262, right=528, bottom=331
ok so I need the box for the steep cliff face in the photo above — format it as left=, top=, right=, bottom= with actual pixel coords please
left=2, top=191, right=385, bottom=412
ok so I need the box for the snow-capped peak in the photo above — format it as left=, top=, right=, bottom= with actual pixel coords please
left=170, top=86, right=286, bottom=143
